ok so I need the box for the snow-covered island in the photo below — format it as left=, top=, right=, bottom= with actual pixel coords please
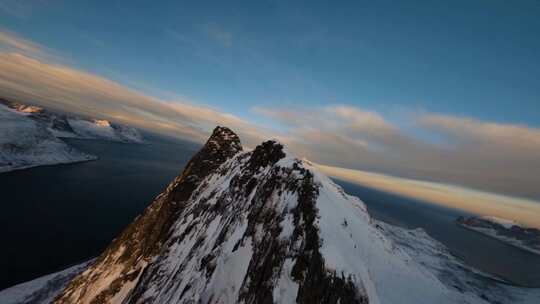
left=1, top=100, right=144, bottom=144
left=0, top=99, right=144, bottom=173
left=0, top=103, right=97, bottom=173
left=457, top=215, right=540, bottom=256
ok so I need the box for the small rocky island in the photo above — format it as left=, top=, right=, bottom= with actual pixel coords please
left=457, top=215, right=540, bottom=255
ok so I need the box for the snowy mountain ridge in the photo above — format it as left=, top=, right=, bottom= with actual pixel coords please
left=2, top=127, right=539, bottom=303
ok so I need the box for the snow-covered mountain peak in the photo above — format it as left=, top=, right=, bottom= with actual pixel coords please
left=55, top=127, right=371, bottom=303
left=48, top=127, right=540, bottom=304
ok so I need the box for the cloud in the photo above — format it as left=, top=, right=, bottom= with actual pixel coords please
left=254, top=104, right=423, bottom=168
left=256, top=105, right=540, bottom=200
left=419, top=114, right=540, bottom=151
left=0, top=29, right=41, bottom=53
left=315, top=163, right=540, bottom=229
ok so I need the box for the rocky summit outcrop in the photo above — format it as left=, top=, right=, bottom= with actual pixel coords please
left=52, top=126, right=503, bottom=304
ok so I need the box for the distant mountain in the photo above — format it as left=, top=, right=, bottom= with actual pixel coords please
left=1, top=127, right=539, bottom=303
left=457, top=216, right=540, bottom=255
left=0, top=99, right=143, bottom=144
left=0, top=99, right=144, bottom=173
left=0, top=103, right=96, bottom=173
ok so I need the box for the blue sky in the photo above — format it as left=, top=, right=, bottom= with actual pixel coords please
left=2, top=0, right=540, bottom=126
left=0, top=0, right=540, bottom=201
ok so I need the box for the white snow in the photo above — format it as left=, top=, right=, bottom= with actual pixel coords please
left=67, top=119, right=118, bottom=140
left=272, top=259, right=299, bottom=304
left=0, top=261, right=90, bottom=304
left=201, top=238, right=253, bottom=303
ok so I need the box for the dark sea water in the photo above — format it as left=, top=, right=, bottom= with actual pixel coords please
left=1, top=135, right=539, bottom=290
left=0, top=134, right=199, bottom=290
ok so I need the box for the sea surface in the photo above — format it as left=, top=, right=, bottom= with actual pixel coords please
left=0, top=134, right=199, bottom=290
left=1, top=134, right=540, bottom=290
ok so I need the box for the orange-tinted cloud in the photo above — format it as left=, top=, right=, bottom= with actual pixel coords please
left=256, top=104, right=540, bottom=200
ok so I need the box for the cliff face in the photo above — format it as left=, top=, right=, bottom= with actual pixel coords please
left=55, top=126, right=243, bottom=304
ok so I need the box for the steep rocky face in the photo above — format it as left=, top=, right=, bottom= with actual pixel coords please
left=55, top=126, right=242, bottom=304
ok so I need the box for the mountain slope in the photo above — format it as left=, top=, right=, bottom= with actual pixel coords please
left=56, top=126, right=244, bottom=304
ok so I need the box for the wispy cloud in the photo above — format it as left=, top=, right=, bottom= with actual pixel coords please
left=419, top=114, right=540, bottom=149
left=0, top=29, right=41, bottom=53
left=255, top=104, right=540, bottom=200
left=0, top=28, right=68, bottom=64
